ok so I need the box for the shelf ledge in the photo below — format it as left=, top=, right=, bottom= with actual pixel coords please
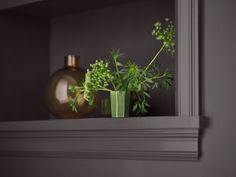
left=0, top=116, right=200, bottom=161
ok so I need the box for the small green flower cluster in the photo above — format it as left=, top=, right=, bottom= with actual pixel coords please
left=83, top=60, right=114, bottom=105
left=152, top=18, right=175, bottom=55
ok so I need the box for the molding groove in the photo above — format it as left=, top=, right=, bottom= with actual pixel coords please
left=0, top=117, right=199, bottom=160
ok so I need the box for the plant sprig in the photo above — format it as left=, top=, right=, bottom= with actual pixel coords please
left=145, top=18, right=175, bottom=72
left=69, top=18, right=175, bottom=115
left=124, top=62, right=173, bottom=114
left=69, top=85, right=81, bottom=112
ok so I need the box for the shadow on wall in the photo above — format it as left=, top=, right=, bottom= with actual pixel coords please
left=199, top=0, right=213, bottom=158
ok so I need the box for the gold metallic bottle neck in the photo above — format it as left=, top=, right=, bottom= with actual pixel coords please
left=64, top=55, right=80, bottom=68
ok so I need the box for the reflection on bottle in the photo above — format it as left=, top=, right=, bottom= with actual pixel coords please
left=101, top=98, right=111, bottom=116
left=46, top=55, right=94, bottom=119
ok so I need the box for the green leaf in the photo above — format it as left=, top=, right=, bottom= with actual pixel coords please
left=152, top=82, right=158, bottom=89
left=116, top=62, right=123, bottom=66
left=144, top=102, right=151, bottom=107
left=132, top=104, right=138, bottom=111
left=137, top=84, right=142, bottom=91
left=143, top=92, right=151, bottom=98
left=146, top=78, right=154, bottom=83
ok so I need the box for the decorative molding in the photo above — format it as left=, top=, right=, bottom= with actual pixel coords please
left=177, top=0, right=199, bottom=116
left=0, top=117, right=199, bottom=160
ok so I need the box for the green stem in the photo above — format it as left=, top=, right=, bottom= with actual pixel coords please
left=96, top=87, right=113, bottom=92
left=150, top=73, right=167, bottom=80
left=71, top=94, right=79, bottom=112
left=144, top=44, right=166, bottom=72
left=114, top=60, right=121, bottom=79
left=115, top=62, right=119, bottom=76
left=141, top=73, right=167, bottom=86
left=136, top=92, right=141, bottom=101
left=110, top=80, right=117, bottom=91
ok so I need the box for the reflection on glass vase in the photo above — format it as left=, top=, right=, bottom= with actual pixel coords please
left=46, top=55, right=94, bottom=119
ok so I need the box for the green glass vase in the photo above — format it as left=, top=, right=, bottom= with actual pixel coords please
left=110, top=91, right=130, bottom=118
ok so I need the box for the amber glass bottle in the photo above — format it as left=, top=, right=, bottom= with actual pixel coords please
left=46, top=55, right=94, bottom=119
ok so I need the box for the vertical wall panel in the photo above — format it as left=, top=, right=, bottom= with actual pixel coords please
left=0, top=14, right=50, bottom=121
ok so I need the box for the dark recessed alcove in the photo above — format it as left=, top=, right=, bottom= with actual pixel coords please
left=0, top=0, right=175, bottom=121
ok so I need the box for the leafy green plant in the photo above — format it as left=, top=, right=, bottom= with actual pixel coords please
left=70, top=18, right=175, bottom=115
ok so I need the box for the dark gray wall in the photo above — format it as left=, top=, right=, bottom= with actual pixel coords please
left=1, top=0, right=236, bottom=176
left=50, top=0, right=175, bottom=116
left=0, top=14, right=50, bottom=121
left=0, top=0, right=42, bottom=10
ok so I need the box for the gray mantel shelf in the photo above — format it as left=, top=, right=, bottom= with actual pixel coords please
left=0, top=116, right=200, bottom=161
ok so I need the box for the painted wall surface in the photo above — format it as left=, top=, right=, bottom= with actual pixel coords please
left=0, top=0, right=42, bottom=10
left=1, top=0, right=236, bottom=176
left=0, top=15, right=50, bottom=121
left=50, top=0, right=175, bottom=116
